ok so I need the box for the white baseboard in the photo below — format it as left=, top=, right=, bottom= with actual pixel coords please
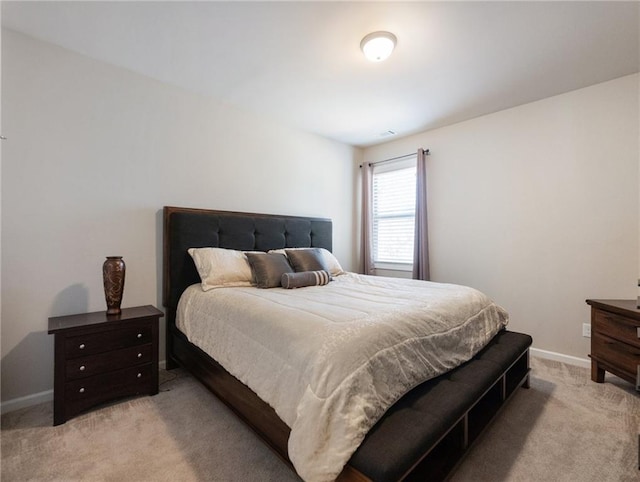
left=530, top=347, right=591, bottom=369
left=1, top=389, right=53, bottom=415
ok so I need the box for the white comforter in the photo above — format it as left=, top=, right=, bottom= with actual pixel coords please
left=176, top=273, right=508, bottom=482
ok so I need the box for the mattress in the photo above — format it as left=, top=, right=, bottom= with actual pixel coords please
left=176, top=273, right=508, bottom=482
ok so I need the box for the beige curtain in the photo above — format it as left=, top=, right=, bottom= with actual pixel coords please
left=413, top=148, right=430, bottom=280
left=360, top=162, right=374, bottom=275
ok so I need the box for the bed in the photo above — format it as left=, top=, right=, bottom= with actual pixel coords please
left=162, top=206, right=532, bottom=482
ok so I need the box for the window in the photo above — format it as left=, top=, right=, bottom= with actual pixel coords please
left=372, top=157, right=416, bottom=269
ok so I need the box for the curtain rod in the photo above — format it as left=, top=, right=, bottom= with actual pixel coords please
left=360, top=148, right=430, bottom=168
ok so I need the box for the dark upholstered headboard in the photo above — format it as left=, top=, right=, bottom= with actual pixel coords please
left=162, top=206, right=332, bottom=311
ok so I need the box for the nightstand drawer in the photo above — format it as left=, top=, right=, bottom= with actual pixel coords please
left=592, top=333, right=640, bottom=378
left=65, top=324, right=152, bottom=358
left=65, top=344, right=152, bottom=380
left=64, top=364, right=153, bottom=417
left=593, top=309, right=640, bottom=348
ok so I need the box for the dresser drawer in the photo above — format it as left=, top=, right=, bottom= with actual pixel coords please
left=65, top=324, right=152, bottom=358
left=64, top=364, right=153, bottom=417
left=592, top=333, right=640, bottom=378
left=593, top=309, right=640, bottom=348
left=65, top=344, right=152, bottom=380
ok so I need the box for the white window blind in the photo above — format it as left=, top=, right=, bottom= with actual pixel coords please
left=372, top=159, right=416, bottom=266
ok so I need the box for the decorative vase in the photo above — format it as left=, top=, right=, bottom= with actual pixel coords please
left=103, top=256, right=125, bottom=315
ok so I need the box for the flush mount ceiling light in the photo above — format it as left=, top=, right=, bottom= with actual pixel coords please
left=360, top=31, right=397, bottom=62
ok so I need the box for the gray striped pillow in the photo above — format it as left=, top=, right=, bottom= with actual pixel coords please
left=281, top=270, right=331, bottom=289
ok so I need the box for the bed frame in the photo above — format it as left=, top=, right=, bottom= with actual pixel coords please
left=162, top=206, right=532, bottom=481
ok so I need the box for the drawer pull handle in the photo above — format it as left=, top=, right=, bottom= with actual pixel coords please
left=79, top=343, right=85, bottom=350
left=137, top=353, right=142, bottom=358
left=137, top=373, right=142, bottom=378
left=137, top=333, right=142, bottom=339
left=79, top=388, right=85, bottom=394
left=637, top=327, right=640, bottom=339
left=79, top=365, right=86, bottom=371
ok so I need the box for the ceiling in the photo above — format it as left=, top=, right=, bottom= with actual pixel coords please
left=2, top=1, right=639, bottom=147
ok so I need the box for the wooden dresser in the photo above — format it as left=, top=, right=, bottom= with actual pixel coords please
left=48, top=305, right=164, bottom=425
left=586, top=299, right=640, bottom=390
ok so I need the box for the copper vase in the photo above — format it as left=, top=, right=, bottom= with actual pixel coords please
left=103, top=256, right=125, bottom=315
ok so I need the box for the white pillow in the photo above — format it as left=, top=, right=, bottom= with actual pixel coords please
left=188, top=247, right=253, bottom=291
left=269, top=247, right=345, bottom=277
left=320, top=248, right=346, bottom=276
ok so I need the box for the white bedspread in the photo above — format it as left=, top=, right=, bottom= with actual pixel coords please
left=176, top=273, right=508, bottom=482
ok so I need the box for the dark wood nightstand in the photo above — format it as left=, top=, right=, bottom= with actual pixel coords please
left=48, top=305, right=164, bottom=425
left=586, top=299, right=640, bottom=390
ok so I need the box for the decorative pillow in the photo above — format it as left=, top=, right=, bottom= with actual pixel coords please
left=270, top=248, right=345, bottom=277
left=245, top=252, right=293, bottom=288
left=317, top=248, right=345, bottom=276
left=188, top=247, right=253, bottom=291
left=281, top=270, right=331, bottom=289
left=285, top=248, right=330, bottom=273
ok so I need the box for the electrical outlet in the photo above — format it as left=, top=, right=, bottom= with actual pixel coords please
left=582, top=323, right=591, bottom=338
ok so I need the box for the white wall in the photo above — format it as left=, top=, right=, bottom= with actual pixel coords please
left=0, top=11, right=3, bottom=408
left=362, top=74, right=639, bottom=361
left=1, top=29, right=359, bottom=405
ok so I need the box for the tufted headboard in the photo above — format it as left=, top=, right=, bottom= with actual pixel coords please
left=162, top=206, right=333, bottom=311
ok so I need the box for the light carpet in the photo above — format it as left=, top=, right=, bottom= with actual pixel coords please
left=2, top=357, right=638, bottom=481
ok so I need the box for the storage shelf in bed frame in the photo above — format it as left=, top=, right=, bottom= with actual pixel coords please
left=401, top=348, right=530, bottom=481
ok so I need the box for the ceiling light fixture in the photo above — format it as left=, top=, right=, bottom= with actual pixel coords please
left=360, top=31, right=397, bottom=62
